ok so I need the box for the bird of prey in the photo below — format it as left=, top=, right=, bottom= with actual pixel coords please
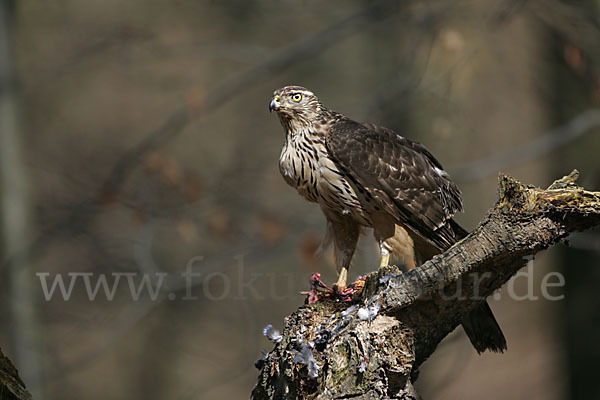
left=269, top=85, right=506, bottom=353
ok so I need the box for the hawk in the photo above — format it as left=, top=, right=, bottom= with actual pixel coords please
left=269, top=85, right=506, bottom=353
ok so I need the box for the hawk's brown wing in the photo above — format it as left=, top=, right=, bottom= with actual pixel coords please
left=325, top=118, right=464, bottom=250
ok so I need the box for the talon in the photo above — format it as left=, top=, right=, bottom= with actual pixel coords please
left=301, top=271, right=365, bottom=304
left=332, top=283, right=346, bottom=296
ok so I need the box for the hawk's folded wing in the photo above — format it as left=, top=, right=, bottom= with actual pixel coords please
left=325, top=118, right=464, bottom=250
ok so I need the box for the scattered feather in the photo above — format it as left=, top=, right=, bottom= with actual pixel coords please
left=358, top=303, right=380, bottom=322
left=379, top=274, right=397, bottom=285
left=292, top=342, right=319, bottom=379
left=341, top=305, right=358, bottom=317
left=358, top=362, right=367, bottom=373
left=254, top=351, right=268, bottom=370
left=262, top=324, right=283, bottom=343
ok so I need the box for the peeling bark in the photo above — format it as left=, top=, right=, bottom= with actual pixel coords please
left=251, top=170, right=600, bottom=399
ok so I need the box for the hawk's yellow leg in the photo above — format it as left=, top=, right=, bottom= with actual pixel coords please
left=379, top=243, right=390, bottom=268
left=335, top=267, right=348, bottom=291
left=379, top=252, right=390, bottom=268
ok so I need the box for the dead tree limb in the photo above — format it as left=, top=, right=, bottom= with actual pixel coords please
left=0, top=347, right=31, bottom=400
left=252, top=170, right=600, bottom=399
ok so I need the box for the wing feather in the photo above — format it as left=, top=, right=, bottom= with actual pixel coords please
left=326, top=118, right=463, bottom=250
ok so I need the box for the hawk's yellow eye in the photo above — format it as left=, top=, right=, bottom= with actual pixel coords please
left=292, top=93, right=302, bottom=102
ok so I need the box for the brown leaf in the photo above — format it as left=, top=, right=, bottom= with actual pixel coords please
left=161, top=158, right=182, bottom=186
left=299, top=234, right=320, bottom=267
left=177, top=218, right=199, bottom=243
left=130, top=208, right=146, bottom=226
left=209, top=209, right=230, bottom=239
left=258, top=217, right=286, bottom=246
left=181, top=174, right=202, bottom=202
left=594, top=78, right=600, bottom=105
left=144, top=152, right=165, bottom=173
left=99, top=188, right=116, bottom=207
left=441, top=29, right=464, bottom=52
left=185, top=88, right=205, bottom=112
left=564, top=43, right=585, bottom=74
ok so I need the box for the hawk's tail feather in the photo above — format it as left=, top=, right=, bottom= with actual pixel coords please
left=449, top=220, right=507, bottom=353
left=461, top=301, right=507, bottom=354
left=449, top=218, right=469, bottom=242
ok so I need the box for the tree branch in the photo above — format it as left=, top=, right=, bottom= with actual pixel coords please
left=251, top=169, right=600, bottom=399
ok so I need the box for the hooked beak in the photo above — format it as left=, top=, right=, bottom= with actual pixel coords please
left=269, top=96, right=280, bottom=112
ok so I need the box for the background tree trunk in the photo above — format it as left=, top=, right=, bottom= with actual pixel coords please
left=0, top=0, right=41, bottom=397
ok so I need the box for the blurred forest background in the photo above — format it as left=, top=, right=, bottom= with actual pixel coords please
left=1, top=0, right=600, bottom=399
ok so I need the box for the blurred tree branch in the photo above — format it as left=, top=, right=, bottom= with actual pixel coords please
left=252, top=170, right=600, bottom=399
left=0, top=347, right=31, bottom=400
left=1, top=0, right=403, bottom=276
left=528, top=0, right=600, bottom=65
left=25, top=27, right=154, bottom=93
left=100, top=0, right=404, bottom=199
left=451, top=109, right=600, bottom=182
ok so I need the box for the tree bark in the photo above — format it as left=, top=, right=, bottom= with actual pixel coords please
left=251, top=170, right=600, bottom=399
left=0, top=347, right=31, bottom=400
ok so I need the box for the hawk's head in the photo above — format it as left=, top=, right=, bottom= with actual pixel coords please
left=269, top=86, right=322, bottom=129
